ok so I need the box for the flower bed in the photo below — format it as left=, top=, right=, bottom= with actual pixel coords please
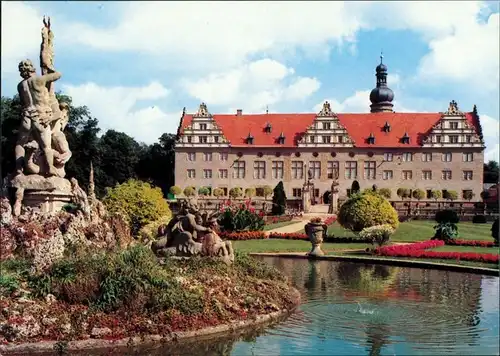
left=219, top=231, right=268, bottom=240
left=376, top=240, right=499, bottom=263
left=445, top=239, right=496, bottom=247
left=264, top=215, right=294, bottom=224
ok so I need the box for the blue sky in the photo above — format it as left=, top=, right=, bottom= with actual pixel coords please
left=1, top=1, right=498, bottom=161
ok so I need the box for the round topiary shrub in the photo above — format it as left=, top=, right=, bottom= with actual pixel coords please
left=435, top=209, right=459, bottom=224
left=338, top=193, right=399, bottom=233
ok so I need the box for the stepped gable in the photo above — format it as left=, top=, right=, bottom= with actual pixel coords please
left=179, top=110, right=478, bottom=148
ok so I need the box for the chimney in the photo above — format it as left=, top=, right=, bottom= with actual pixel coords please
left=236, top=109, right=242, bottom=116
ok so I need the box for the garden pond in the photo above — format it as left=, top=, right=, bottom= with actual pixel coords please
left=19, top=258, right=500, bottom=356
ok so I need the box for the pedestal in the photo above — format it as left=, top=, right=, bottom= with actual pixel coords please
left=10, top=174, right=73, bottom=214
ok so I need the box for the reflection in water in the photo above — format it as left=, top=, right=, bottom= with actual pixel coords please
left=27, top=259, right=500, bottom=356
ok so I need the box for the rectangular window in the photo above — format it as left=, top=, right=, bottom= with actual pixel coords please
left=402, top=170, right=413, bottom=180
left=187, top=169, right=196, bottom=179
left=309, top=161, right=321, bottom=179
left=292, top=161, right=304, bottom=179
left=199, top=123, right=207, bottom=130
left=422, top=153, right=432, bottom=162
left=219, top=152, right=228, bottom=161
left=272, top=161, right=284, bottom=179
left=463, top=170, right=473, bottom=180
left=383, top=170, right=393, bottom=180
left=187, top=152, right=196, bottom=161
left=442, top=170, right=452, bottom=180
left=199, top=136, right=208, bottom=143
left=426, top=190, right=432, bottom=199
left=203, top=152, right=212, bottom=161
left=292, top=188, right=302, bottom=198
left=322, top=136, right=331, bottom=144
left=345, top=161, right=357, bottom=179
left=187, top=136, right=192, bottom=143
left=253, top=161, right=266, bottom=179
left=232, top=161, right=245, bottom=179
left=323, top=122, right=331, bottom=130
left=309, top=136, right=315, bottom=143
left=364, top=161, right=376, bottom=180
left=463, top=153, right=473, bottom=162
left=442, top=153, right=452, bottom=162
left=449, top=135, right=459, bottom=143
left=402, top=153, right=413, bottom=162
left=338, top=136, right=344, bottom=143
left=203, top=169, right=212, bottom=179
left=465, top=135, right=472, bottom=143
left=436, top=135, right=442, bottom=143
left=450, top=122, right=459, bottom=130
left=422, top=170, right=432, bottom=180
left=327, top=161, right=339, bottom=179
left=218, top=169, right=228, bottom=179
left=383, top=153, right=393, bottom=162
left=213, top=136, right=220, bottom=143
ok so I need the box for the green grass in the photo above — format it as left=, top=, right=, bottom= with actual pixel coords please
left=431, top=245, right=500, bottom=254
left=233, top=239, right=368, bottom=254
left=316, top=221, right=494, bottom=242
left=263, top=220, right=298, bottom=231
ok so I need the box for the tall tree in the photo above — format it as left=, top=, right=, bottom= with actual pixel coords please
left=484, top=160, right=499, bottom=184
left=136, top=133, right=176, bottom=196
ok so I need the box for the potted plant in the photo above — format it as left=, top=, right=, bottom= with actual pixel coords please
left=305, top=217, right=327, bottom=257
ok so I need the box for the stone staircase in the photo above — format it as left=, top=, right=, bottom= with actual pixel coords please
left=307, top=204, right=330, bottom=214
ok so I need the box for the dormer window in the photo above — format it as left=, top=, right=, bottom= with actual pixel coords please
left=246, top=133, right=254, bottom=145
left=401, top=132, right=410, bottom=144
left=383, top=121, right=391, bottom=133
left=277, top=132, right=286, bottom=145
left=264, top=122, right=272, bottom=133
left=367, top=133, right=375, bottom=145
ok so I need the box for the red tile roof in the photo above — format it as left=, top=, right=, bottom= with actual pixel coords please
left=180, top=111, right=478, bottom=148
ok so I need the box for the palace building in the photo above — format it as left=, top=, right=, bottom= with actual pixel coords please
left=174, top=59, right=485, bottom=204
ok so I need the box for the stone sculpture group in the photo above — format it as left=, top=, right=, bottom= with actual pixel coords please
left=152, top=199, right=235, bottom=264
left=7, top=17, right=83, bottom=216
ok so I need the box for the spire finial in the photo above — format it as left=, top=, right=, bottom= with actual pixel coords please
left=380, top=50, right=383, bottom=64
left=266, top=105, right=269, bottom=114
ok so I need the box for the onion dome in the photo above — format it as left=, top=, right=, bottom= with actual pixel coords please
left=369, top=52, right=394, bottom=113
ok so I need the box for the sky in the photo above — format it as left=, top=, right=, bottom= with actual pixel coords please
left=1, top=1, right=499, bottom=162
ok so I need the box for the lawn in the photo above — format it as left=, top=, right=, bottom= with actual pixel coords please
left=233, top=239, right=368, bottom=254
left=263, top=220, right=298, bottom=231
left=431, top=245, right=500, bottom=254
left=316, top=221, right=494, bottom=242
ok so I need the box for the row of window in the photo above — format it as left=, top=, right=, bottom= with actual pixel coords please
left=186, top=160, right=475, bottom=181
left=290, top=188, right=475, bottom=199
left=187, top=152, right=475, bottom=162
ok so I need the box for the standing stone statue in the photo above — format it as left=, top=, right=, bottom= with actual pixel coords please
left=328, top=173, right=340, bottom=214
left=10, top=17, right=74, bottom=215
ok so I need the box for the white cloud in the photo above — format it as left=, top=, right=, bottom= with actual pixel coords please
left=417, top=12, right=499, bottom=90
left=183, top=59, right=320, bottom=113
left=1, top=2, right=44, bottom=76
left=62, top=82, right=178, bottom=143
left=480, top=114, right=500, bottom=162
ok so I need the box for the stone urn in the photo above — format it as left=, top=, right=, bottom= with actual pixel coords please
left=305, top=220, right=327, bottom=257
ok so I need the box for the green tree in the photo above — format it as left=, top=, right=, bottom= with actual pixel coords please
left=136, top=133, right=176, bottom=196
left=397, top=188, right=410, bottom=200
left=338, top=193, right=399, bottom=232
left=198, top=186, right=210, bottom=197
left=351, top=181, right=360, bottom=195
left=272, top=181, right=287, bottom=215
left=97, top=130, right=142, bottom=190
left=446, top=190, right=458, bottom=201
left=229, top=187, right=243, bottom=199
left=263, top=185, right=273, bottom=199
left=169, top=186, right=181, bottom=196
left=431, top=190, right=442, bottom=201
left=463, top=190, right=475, bottom=201
left=412, top=189, right=426, bottom=201
left=480, top=190, right=490, bottom=201
left=103, top=179, right=171, bottom=235
left=245, top=187, right=256, bottom=199
left=484, top=160, right=499, bottom=184
left=183, top=186, right=196, bottom=197
left=378, top=188, right=392, bottom=199
left=213, top=187, right=225, bottom=199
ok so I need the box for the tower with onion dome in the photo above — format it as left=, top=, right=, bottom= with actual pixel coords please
left=369, top=53, right=394, bottom=113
